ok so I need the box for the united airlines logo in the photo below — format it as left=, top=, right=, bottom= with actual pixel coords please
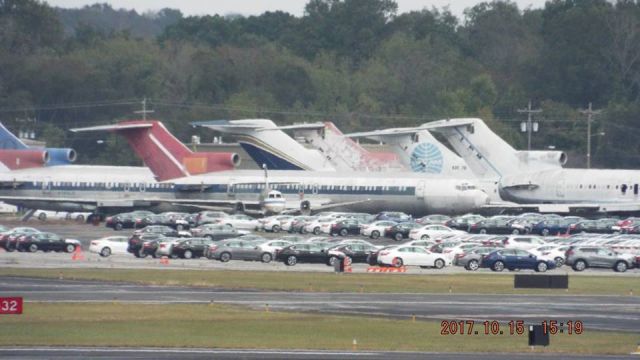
left=410, top=143, right=444, bottom=173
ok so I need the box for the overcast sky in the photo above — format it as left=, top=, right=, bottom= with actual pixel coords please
left=47, top=0, right=548, bottom=19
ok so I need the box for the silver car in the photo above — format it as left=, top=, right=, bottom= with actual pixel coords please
left=565, top=246, right=635, bottom=272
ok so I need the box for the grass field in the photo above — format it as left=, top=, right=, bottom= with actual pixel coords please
left=0, top=268, right=637, bottom=295
left=0, top=302, right=636, bottom=354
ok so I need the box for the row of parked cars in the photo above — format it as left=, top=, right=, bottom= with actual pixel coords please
left=104, top=210, right=261, bottom=231
left=0, top=226, right=80, bottom=253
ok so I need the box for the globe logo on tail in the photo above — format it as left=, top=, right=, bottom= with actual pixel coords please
left=410, top=143, right=444, bottom=173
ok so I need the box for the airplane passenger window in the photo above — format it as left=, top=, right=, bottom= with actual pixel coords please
left=634, top=184, right=638, bottom=195
left=622, top=184, right=628, bottom=194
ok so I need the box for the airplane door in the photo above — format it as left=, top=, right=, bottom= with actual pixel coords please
left=416, top=181, right=425, bottom=199
left=227, top=180, right=236, bottom=198
left=555, top=179, right=565, bottom=198
left=41, top=178, right=51, bottom=194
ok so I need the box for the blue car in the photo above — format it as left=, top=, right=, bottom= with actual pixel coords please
left=530, top=219, right=575, bottom=236
left=374, top=211, right=412, bottom=223
left=482, top=249, right=556, bottom=272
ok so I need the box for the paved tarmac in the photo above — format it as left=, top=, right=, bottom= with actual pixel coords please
left=2, top=277, right=639, bottom=333
left=0, top=347, right=637, bottom=360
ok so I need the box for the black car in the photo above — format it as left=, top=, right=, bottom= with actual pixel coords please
left=106, top=211, right=155, bottom=230
left=170, top=238, right=213, bottom=259
left=128, top=233, right=167, bottom=257
left=327, top=243, right=380, bottom=265
left=277, top=242, right=332, bottom=266
left=569, top=218, right=618, bottom=234
left=468, top=217, right=516, bottom=234
left=330, top=219, right=362, bottom=236
left=0, top=227, right=40, bottom=251
left=16, top=232, right=79, bottom=253
left=385, top=222, right=420, bottom=241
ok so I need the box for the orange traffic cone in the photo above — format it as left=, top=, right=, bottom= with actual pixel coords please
left=343, top=258, right=352, bottom=273
left=71, top=246, right=85, bottom=261
left=160, top=256, right=169, bottom=265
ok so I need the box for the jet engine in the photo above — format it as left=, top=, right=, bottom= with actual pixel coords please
left=46, top=148, right=77, bottom=165
left=0, top=149, right=49, bottom=170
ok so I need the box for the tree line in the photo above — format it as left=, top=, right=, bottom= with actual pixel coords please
left=1, top=0, right=639, bottom=168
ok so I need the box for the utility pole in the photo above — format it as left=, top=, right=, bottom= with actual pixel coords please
left=580, top=102, right=602, bottom=169
left=517, top=100, right=542, bottom=151
left=134, top=97, right=154, bottom=120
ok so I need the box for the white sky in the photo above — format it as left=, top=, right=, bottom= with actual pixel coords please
left=46, top=0, right=549, bottom=19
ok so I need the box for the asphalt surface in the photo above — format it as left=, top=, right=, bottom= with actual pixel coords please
left=0, top=347, right=637, bottom=360
left=2, top=219, right=639, bottom=276
left=2, top=277, right=639, bottom=333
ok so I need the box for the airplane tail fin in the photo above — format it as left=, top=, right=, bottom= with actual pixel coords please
left=421, top=118, right=565, bottom=179
left=71, top=120, right=240, bottom=181
left=0, top=123, right=28, bottom=150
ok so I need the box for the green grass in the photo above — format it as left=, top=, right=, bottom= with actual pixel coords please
left=0, top=268, right=637, bottom=295
left=0, top=302, right=635, bottom=354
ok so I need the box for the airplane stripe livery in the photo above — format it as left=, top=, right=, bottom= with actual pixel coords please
left=0, top=123, right=77, bottom=170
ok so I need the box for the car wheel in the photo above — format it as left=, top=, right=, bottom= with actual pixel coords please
left=371, top=230, right=380, bottom=239
left=339, top=228, right=348, bottom=236
left=421, top=235, right=429, bottom=240
left=434, top=258, right=445, bottom=269
left=183, top=250, right=193, bottom=259
left=467, top=259, right=479, bottom=271
left=138, top=249, right=148, bottom=258
left=301, top=228, right=307, bottom=234
left=76, top=214, right=85, bottom=222
left=114, top=223, right=123, bottom=231
left=394, top=233, right=403, bottom=241
left=261, top=252, right=272, bottom=263
left=554, top=257, right=564, bottom=267
left=393, top=257, right=403, bottom=268
left=65, top=244, right=76, bottom=253
left=176, top=224, right=184, bottom=231
left=272, top=225, right=280, bottom=233
left=492, top=260, right=505, bottom=272
left=614, top=261, right=628, bottom=273
left=133, top=251, right=142, bottom=258
left=100, top=247, right=111, bottom=257
left=572, top=259, right=587, bottom=271
left=479, top=229, right=487, bottom=234
left=219, top=252, right=231, bottom=263
left=511, top=229, right=520, bottom=235
left=536, top=261, right=548, bottom=273
left=313, top=227, right=321, bottom=235
left=27, top=244, right=38, bottom=252
left=5, top=245, right=14, bottom=252
left=285, top=255, right=297, bottom=266
left=205, top=235, right=214, bottom=240
left=541, top=228, right=550, bottom=236
left=38, top=212, right=47, bottom=221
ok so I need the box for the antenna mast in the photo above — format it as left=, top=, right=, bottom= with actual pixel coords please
left=134, top=97, right=154, bottom=120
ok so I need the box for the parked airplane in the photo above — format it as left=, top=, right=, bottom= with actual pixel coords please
left=0, top=122, right=240, bottom=220
left=0, top=123, right=77, bottom=170
left=193, top=119, right=401, bottom=172
left=73, top=120, right=490, bottom=216
left=393, top=118, right=640, bottom=214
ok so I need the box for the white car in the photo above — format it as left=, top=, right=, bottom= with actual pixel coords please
left=503, top=236, right=547, bottom=250
left=223, top=214, right=260, bottom=231
left=360, top=221, right=397, bottom=239
left=261, top=215, right=293, bottom=232
left=156, top=238, right=183, bottom=257
left=409, top=225, right=464, bottom=240
left=530, top=245, right=569, bottom=266
left=89, top=236, right=130, bottom=257
left=304, top=217, right=335, bottom=235
left=377, top=245, right=449, bottom=269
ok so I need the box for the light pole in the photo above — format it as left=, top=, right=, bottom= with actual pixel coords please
left=580, top=102, right=602, bottom=169
left=518, top=100, right=542, bottom=150
left=587, top=131, right=605, bottom=169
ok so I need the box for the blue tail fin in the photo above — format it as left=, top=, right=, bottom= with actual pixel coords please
left=0, top=123, right=28, bottom=150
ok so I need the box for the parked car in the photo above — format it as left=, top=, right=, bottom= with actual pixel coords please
left=377, top=245, right=449, bottom=269
left=453, top=246, right=501, bottom=271
left=529, top=244, right=569, bottom=267
left=530, top=218, right=575, bottom=236
left=374, top=211, right=412, bottom=223
left=155, top=238, right=185, bottom=258
left=446, top=214, right=485, bottom=230
left=360, top=220, right=397, bottom=239
left=287, top=216, right=316, bottom=233
left=105, top=211, right=155, bottom=230
left=127, top=233, right=166, bottom=257
left=260, top=215, right=293, bottom=232
left=277, top=242, right=333, bottom=266
left=330, top=219, right=363, bottom=236
left=16, top=232, right=79, bottom=253
left=206, top=239, right=269, bottom=262
left=304, top=217, right=336, bottom=235
left=482, top=248, right=556, bottom=272
left=0, top=227, right=40, bottom=251
left=190, top=223, right=243, bottom=240
left=415, top=214, right=451, bottom=225
left=133, top=225, right=187, bottom=238
left=612, top=217, right=640, bottom=233
left=409, top=225, right=463, bottom=240
left=366, top=245, right=398, bottom=265
left=89, top=236, right=130, bottom=257
left=170, top=238, right=213, bottom=259
left=502, top=235, right=547, bottom=250
left=222, top=214, right=260, bottom=230
left=565, top=246, right=635, bottom=272
left=386, top=222, right=421, bottom=241
left=254, top=239, right=294, bottom=262
left=195, top=211, right=229, bottom=226
left=326, top=243, right=381, bottom=266
left=569, top=218, right=619, bottom=234
left=468, top=216, right=515, bottom=234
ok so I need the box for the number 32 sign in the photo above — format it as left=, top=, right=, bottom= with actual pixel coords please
left=0, top=297, right=23, bottom=314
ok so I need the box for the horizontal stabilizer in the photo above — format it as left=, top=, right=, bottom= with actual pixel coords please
left=259, top=123, right=325, bottom=132
left=70, top=123, right=153, bottom=132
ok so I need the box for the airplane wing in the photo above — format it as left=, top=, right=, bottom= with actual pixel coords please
left=345, top=127, right=425, bottom=139
left=282, top=198, right=373, bottom=215
left=191, top=120, right=263, bottom=130
left=258, top=123, right=325, bottom=132
left=482, top=202, right=640, bottom=215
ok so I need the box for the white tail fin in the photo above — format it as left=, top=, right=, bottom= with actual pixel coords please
left=422, top=118, right=566, bottom=179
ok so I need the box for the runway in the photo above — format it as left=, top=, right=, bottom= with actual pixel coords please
left=2, top=277, right=639, bottom=333
left=0, top=347, right=637, bottom=360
